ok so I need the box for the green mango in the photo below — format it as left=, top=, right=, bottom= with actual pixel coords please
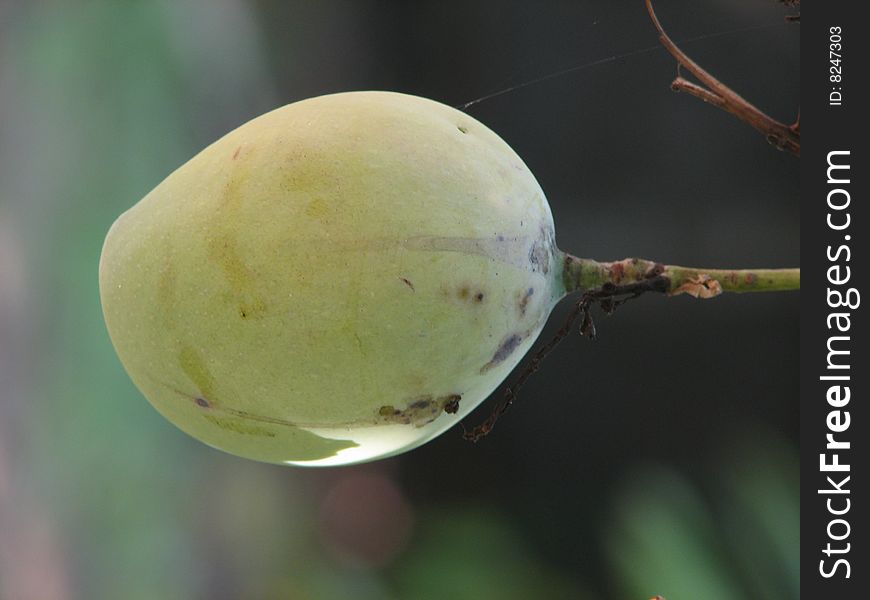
left=100, top=91, right=563, bottom=465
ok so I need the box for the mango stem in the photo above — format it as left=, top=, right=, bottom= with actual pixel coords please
left=562, top=254, right=800, bottom=298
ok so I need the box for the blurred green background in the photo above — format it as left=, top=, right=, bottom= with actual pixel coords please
left=0, top=1, right=798, bottom=599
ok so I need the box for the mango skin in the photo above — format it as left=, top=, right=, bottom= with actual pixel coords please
left=99, top=91, right=563, bottom=466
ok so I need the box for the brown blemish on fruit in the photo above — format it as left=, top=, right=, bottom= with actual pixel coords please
left=179, top=344, right=217, bottom=401
left=457, top=125, right=468, bottom=134
left=208, top=235, right=253, bottom=290
left=399, top=277, right=415, bottom=291
left=202, top=165, right=267, bottom=319
left=744, top=272, right=757, bottom=285
left=518, top=287, right=535, bottom=316
left=232, top=146, right=241, bottom=160
left=377, top=393, right=463, bottom=427
left=480, top=333, right=524, bottom=373
left=443, top=394, right=461, bottom=414
left=409, top=397, right=432, bottom=410
left=305, top=196, right=329, bottom=219
left=238, top=299, right=266, bottom=319
left=207, top=234, right=267, bottom=318
left=456, top=284, right=485, bottom=303
left=195, top=397, right=210, bottom=408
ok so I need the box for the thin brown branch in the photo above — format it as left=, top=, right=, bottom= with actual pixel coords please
left=645, top=0, right=800, bottom=156
left=780, top=0, right=800, bottom=22
left=462, top=300, right=585, bottom=443
left=671, top=77, right=727, bottom=110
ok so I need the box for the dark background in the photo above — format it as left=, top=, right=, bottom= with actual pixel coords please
left=0, top=1, right=799, bottom=599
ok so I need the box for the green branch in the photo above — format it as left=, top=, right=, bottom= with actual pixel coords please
left=562, top=255, right=800, bottom=298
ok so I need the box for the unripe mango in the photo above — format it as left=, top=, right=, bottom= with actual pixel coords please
left=100, top=91, right=564, bottom=466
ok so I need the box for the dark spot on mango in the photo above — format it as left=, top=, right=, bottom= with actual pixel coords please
left=481, top=333, right=524, bottom=373
left=457, top=125, right=468, bottom=134
left=409, top=396, right=433, bottom=410
left=443, top=394, right=461, bottom=414
left=195, top=397, right=210, bottom=408
left=457, top=284, right=485, bottom=303
left=376, top=393, right=461, bottom=427
left=232, top=146, right=241, bottom=160
left=518, top=287, right=535, bottom=316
